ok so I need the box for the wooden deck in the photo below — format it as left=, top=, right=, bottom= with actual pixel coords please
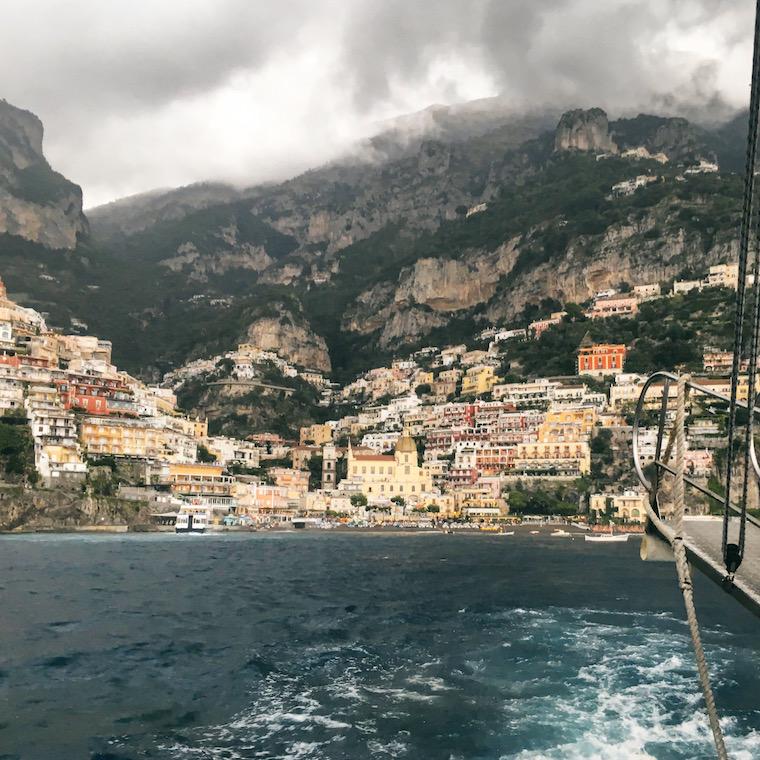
left=679, top=516, right=760, bottom=617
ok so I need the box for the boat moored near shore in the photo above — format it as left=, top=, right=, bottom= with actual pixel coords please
left=175, top=512, right=207, bottom=534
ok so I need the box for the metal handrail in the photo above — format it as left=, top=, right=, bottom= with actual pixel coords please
left=632, top=370, right=760, bottom=528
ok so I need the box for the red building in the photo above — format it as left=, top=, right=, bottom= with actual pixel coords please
left=55, top=374, right=135, bottom=416
left=577, top=343, right=627, bottom=377
left=0, top=350, right=52, bottom=369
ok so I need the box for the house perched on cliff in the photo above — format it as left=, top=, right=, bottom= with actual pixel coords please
left=577, top=335, right=626, bottom=377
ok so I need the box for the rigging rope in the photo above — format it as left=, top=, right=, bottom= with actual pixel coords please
left=724, top=0, right=760, bottom=573
left=671, top=377, right=728, bottom=759
left=644, top=378, right=728, bottom=757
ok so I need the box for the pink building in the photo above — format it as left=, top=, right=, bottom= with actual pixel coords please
left=587, top=295, right=639, bottom=319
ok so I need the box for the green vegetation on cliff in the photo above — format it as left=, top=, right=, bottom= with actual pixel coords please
left=501, top=286, right=736, bottom=380
left=0, top=416, right=37, bottom=484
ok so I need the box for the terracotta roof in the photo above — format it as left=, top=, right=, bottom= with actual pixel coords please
left=353, top=454, right=394, bottom=462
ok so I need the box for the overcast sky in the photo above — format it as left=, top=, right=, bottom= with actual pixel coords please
left=0, top=0, right=755, bottom=207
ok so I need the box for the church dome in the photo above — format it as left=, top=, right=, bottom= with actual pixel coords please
left=395, top=435, right=417, bottom=454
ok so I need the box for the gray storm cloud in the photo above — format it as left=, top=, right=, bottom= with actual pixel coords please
left=0, top=0, right=753, bottom=206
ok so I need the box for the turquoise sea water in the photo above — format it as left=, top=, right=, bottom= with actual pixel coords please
left=1, top=531, right=759, bottom=759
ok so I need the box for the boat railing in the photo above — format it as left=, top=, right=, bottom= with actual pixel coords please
left=632, top=370, right=760, bottom=529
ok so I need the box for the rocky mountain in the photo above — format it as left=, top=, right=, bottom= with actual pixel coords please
left=554, top=108, right=618, bottom=153
left=87, top=181, right=244, bottom=240
left=0, top=99, right=88, bottom=249
left=0, top=97, right=750, bottom=392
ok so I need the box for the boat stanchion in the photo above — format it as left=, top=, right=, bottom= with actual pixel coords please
left=640, top=530, right=674, bottom=562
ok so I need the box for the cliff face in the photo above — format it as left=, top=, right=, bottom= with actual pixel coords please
left=554, top=108, right=618, bottom=153
left=0, top=486, right=151, bottom=531
left=0, top=100, right=88, bottom=249
left=2, top=98, right=740, bottom=383
left=486, top=211, right=737, bottom=324
left=245, top=307, right=331, bottom=372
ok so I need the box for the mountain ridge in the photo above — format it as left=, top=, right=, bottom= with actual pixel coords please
left=0, top=97, right=749, bottom=387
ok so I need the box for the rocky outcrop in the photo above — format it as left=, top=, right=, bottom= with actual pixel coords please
left=343, top=239, right=521, bottom=343
left=0, top=186, right=88, bottom=249
left=377, top=307, right=448, bottom=350
left=0, top=100, right=44, bottom=174
left=0, top=485, right=151, bottom=531
left=486, top=207, right=737, bottom=323
left=245, top=308, right=331, bottom=372
left=160, top=240, right=273, bottom=279
left=257, top=261, right=305, bottom=285
left=554, top=108, right=618, bottom=153
left=0, top=99, right=88, bottom=249
left=393, top=245, right=519, bottom=311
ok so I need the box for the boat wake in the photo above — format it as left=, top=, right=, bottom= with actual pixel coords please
left=105, top=606, right=760, bottom=759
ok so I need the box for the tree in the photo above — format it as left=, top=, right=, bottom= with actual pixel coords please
left=336, top=455, right=348, bottom=482
left=563, top=302, right=587, bottom=322
left=426, top=504, right=440, bottom=513
left=350, top=492, right=368, bottom=508
left=415, top=383, right=432, bottom=396
left=307, top=454, right=323, bottom=491
left=390, top=495, right=406, bottom=507
left=197, top=444, right=217, bottom=463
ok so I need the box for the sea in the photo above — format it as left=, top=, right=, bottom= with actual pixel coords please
left=1, top=531, right=759, bottom=760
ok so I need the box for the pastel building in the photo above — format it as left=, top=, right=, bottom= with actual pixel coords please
left=577, top=342, right=626, bottom=377
left=589, top=490, right=648, bottom=523
left=343, top=435, right=432, bottom=500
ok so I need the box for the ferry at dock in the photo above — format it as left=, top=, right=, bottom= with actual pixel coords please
left=175, top=512, right=208, bottom=534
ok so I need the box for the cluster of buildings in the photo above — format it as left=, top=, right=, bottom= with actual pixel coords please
left=6, top=242, right=744, bottom=530
left=0, top=278, right=213, bottom=486
left=603, top=150, right=718, bottom=198
left=163, top=343, right=332, bottom=400
left=672, top=263, right=752, bottom=296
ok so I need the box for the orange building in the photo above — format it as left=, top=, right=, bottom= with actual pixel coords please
left=577, top=343, right=626, bottom=377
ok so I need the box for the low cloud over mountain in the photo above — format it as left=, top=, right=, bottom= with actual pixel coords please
left=0, top=1, right=753, bottom=205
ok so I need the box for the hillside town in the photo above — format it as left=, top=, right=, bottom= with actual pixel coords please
left=0, top=256, right=743, bottom=532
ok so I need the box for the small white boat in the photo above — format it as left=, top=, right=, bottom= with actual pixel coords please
left=529, top=530, right=540, bottom=534
left=175, top=512, right=207, bottom=534
left=585, top=533, right=629, bottom=543
left=551, top=529, right=571, bottom=537
left=500, top=531, right=515, bottom=536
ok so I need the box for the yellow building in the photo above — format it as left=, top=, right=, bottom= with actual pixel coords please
left=168, top=462, right=234, bottom=500
left=538, top=408, right=597, bottom=443
left=270, top=466, right=310, bottom=493
left=170, top=415, right=208, bottom=440
left=299, top=423, right=333, bottom=446
left=346, top=435, right=432, bottom=499
left=589, top=490, right=647, bottom=523
left=514, top=440, right=591, bottom=476
left=461, top=365, right=499, bottom=396
left=79, top=417, right=164, bottom=459
left=542, top=408, right=596, bottom=434
left=456, top=488, right=509, bottom=520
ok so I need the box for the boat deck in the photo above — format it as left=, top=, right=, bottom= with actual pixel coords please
left=678, top=516, right=760, bottom=617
